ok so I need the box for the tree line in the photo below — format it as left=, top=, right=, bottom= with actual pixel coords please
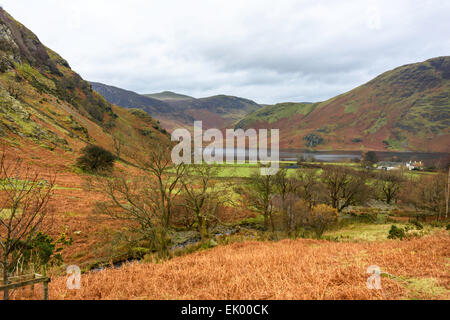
left=80, top=143, right=449, bottom=259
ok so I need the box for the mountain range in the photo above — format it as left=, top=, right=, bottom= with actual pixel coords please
left=93, top=57, right=449, bottom=152
left=90, top=82, right=263, bottom=131
left=0, top=6, right=448, bottom=156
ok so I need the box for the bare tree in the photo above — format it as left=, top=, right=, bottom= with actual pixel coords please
left=446, top=166, right=449, bottom=219
left=406, top=174, right=447, bottom=219
left=139, top=143, right=187, bottom=229
left=179, top=164, right=231, bottom=242
left=274, top=169, right=300, bottom=231
left=0, top=150, right=55, bottom=300
left=95, top=173, right=170, bottom=257
left=321, top=166, right=369, bottom=212
left=376, top=170, right=405, bottom=205
left=95, top=143, right=185, bottom=258
left=239, top=171, right=278, bottom=232
left=296, top=169, right=320, bottom=208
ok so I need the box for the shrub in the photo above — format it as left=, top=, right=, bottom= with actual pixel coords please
left=410, top=220, right=424, bottom=230
left=388, top=225, right=406, bottom=240
left=447, top=224, right=450, bottom=231
left=16, top=232, right=72, bottom=274
left=429, top=221, right=447, bottom=228
left=303, top=134, right=324, bottom=147
left=239, top=215, right=266, bottom=231
left=362, top=151, right=379, bottom=166
left=131, top=247, right=150, bottom=259
left=76, top=145, right=116, bottom=173
left=295, top=203, right=338, bottom=238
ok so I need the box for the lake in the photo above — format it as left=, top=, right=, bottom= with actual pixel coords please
left=198, top=148, right=449, bottom=163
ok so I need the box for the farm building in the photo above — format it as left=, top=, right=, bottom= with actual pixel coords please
left=406, top=161, right=424, bottom=171
left=376, top=162, right=402, bottom=171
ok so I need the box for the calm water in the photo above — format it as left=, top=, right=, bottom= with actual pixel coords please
left=198, top=148, right=449, bottom=163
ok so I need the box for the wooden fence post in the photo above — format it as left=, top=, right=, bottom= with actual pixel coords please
left=446, top=166, right=449, bottom=219
left=43, top=280, right=49, bottom=300
left=1, top=274, right=50, bottom=300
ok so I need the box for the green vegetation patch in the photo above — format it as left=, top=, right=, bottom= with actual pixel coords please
left=405, top=278, right=449, bottom=299
left=16, top=63, right=56, bottom=91
left=236, top=102, right=318, bottom=127
left=0, top=208, right=23, bottom=219
left=344, top=102, right=359, bottom=114
left=364, top=115, right=387, bottom=135
left=324, top=224, right=393, bottom=242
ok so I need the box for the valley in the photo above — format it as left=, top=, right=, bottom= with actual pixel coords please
left=0, top=5, right=448, bottom=303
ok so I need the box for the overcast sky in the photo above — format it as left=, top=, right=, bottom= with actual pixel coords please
left=1, top=0, right=449, bottom=104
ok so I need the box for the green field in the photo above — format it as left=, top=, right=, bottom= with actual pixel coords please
left=182, top=162, right=438, bottom=179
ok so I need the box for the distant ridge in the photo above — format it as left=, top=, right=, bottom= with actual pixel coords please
left=145, top=91, right=195, bottom=101
left=93, top=84, right=264, bottom=131
left=90, top=82, right=174, bottom=114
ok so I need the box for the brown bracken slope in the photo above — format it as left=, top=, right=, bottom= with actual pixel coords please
left=13, top=234, right=450, bottom=300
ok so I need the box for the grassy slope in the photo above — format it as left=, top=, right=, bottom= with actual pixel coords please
left=237, top=57, right=450, bottom=152
left=236, top=102, right=318, bottom=128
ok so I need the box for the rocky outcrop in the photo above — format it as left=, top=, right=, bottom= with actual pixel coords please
left=0, top=8, right=60, bottom=74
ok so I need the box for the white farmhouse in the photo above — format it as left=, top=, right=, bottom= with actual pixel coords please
left=406, top=161, right=424, bottom=171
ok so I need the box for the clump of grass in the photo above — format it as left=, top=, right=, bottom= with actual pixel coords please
left=388, top=225, right=406, bottom=240
left=405, top=278, right=448, bottom=300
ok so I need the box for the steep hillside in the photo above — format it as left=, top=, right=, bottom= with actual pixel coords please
left=0, top=8, right=169, bottom=165
left=236, top=102, right=317, bottom=129
left=237, top=57, right=450, bottom=152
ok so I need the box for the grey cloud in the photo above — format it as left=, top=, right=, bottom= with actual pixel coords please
left=1, top=0, right=449, bottom=104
